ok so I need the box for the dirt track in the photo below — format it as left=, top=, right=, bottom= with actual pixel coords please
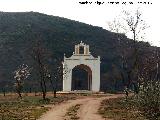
left=38, top=94, right=123, bottom=120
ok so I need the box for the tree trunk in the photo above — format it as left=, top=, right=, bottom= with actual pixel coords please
left=3, top=88, right=5, bottom=97
left=54, top=79, right=57, bottom=98
left=40, top=80, right=46, bottom=100
left=54, top=89, right=56, bottom=98
left=18, top=91, right=22, bottom=99
left=42, top=77, right=47, bottom=100
left=35, top=91, right=37, bottom=96
left=42, top=91, right=46, bottom=100
left=16, top=80, right=22, bottom=99
left=29, top=88, right=32, bottom=93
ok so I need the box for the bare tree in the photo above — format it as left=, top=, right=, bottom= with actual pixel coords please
left=14, top=64, right=31, bottom=99
left=32, top=41, right=50, bottom=100
left=2, top=88, right=5, bottom=97
left=46, top=58, right=63, bottom=98
left=123, top=10, right=149, bottom=86
left=107, top=9, right=148, bottom=92
left=138, top=48, right=159, bottom=84
left=155, top=48, right=159, bottom=81
left=53, top=61, right=62, bottom=98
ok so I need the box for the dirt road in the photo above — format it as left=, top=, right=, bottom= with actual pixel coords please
left=38, top=94, right=123, bottom=120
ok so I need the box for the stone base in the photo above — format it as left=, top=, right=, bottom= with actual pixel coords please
left=57, top=90, right=103, bottom=94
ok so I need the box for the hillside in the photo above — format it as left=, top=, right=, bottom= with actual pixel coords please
left=0, top=12, right=155, bottom=92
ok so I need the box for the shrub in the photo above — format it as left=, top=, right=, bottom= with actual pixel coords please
left=136, top=80, right=160, bottom=120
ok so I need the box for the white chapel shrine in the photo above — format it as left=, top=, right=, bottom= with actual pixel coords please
left=62, top=41, right=100, bottom=92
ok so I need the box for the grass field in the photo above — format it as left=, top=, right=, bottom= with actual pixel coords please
left=0, top=93, right=76, bottom=120
left=98, top=97, right=146, bottom=120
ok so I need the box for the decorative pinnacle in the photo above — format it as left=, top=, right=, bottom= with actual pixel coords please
left=80, top=41, right=84, bottom=45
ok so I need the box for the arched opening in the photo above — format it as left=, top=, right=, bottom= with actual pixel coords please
left=79, top=46, right=84, bottom=54
left=72, top=64, right=92, bottom=91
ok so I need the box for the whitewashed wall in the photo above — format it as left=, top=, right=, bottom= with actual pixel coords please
left=63, top=53, right=100, bottom=92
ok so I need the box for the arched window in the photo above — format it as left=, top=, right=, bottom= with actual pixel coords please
left=79, top=46, right=84, bottom=54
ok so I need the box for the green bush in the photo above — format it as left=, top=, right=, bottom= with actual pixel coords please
left=136, top=80, right=160, bottom=120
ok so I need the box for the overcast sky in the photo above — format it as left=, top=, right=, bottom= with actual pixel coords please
left=0, top=0, right=159, bottom=46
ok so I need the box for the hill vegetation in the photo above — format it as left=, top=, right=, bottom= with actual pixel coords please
left=0, top=12, right=157, bottom=92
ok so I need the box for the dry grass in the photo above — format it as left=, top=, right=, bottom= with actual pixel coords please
left=98, top=97, right=146, bottom=120
left=65, top=104, right=82, bottom=120
left=0, top=93, right=76, bottom=120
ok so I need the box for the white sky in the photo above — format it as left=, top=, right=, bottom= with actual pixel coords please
left=0, top=0, right=159, bottom=46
